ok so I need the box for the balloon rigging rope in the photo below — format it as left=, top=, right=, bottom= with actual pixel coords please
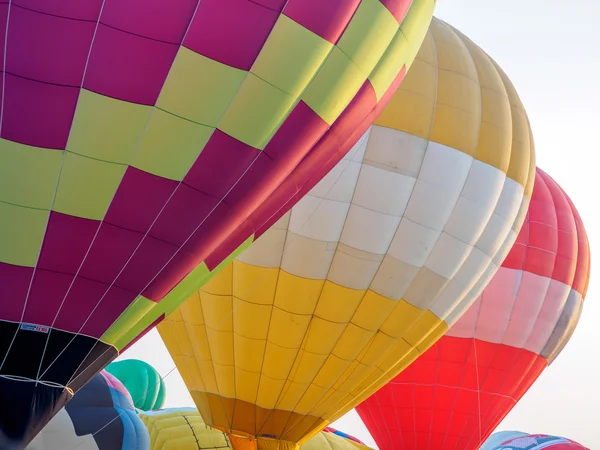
left=65, top=127, right=363, bottom=450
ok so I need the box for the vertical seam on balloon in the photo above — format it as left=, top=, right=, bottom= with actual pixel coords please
left=390, top=368, right=407, bottom=449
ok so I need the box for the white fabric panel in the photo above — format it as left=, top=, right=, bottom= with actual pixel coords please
left=281, top=233, right=337, bottom=279
left=310, top=158, right=363, bottom=203
left=429, top=278, right=469, bottom=320
left=449, top=268, right=520, bottom=341
left=352, top=164, right=415, bottom=216
left=452, top=246, right=491, bottom=291
left=344, top=128, right=370, bottom=162
left=460, top=160, right=505, bottom=206
left=364, top=126, right=427, bottom=177
left=447, top=296, right=482, bottom=338
left=492, top=228, right=518, bottom=265
left=425, top=231, right=473, bottom=279
left=339, top=204, right=401, bottom=255
left=387, top=217, right=442, bottom=267
left=288, top=195, right=350, bottom=242
left=444, top=195, right=496, bottom=245
left=443, top=261, right=503, bottom=330
left=418, top=141, right=473, bottom=189
left=238, top=213, right=290, bottom=268
left=494, top=176, right=525, bottom=220
left=503, top=271, right=551, bottom=349
left=403, top=178, right=463, bottom=231
left=525, top=278, right=572, bottom=354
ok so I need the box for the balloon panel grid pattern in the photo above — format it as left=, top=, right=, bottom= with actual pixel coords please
left=356, top=169, right=590, bottom=450
left=159, top=17, right=536, bottom=444
left=0, top=0, right=434, bottom=425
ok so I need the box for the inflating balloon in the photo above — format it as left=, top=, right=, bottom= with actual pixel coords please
left=26, top=371, right=149, bottom=450
left=0, top=0, right=434, bottom=445
left=106, top=359, right=166, bottom=411
left=356, top=168, right=590, bottom=450
left=158, top=15, right=536, bottom=450
left=139, top=408, right=373, bottom=450
left=480, top=431, right=589, bottom=450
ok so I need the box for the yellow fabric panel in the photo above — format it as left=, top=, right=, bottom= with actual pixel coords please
left=428, top=20, right=481, bottom=157
left=460, top=38, right=512, bottom=172
left=372, top=56, right=436, bottom=139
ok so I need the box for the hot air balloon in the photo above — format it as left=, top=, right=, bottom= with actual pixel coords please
left=0, top=0, right=434, bottom=445
left=139, top=408, right=373, bottom=450
left=25, top=371, right=149, bottom=450
left=157, top=15, right=536, bottom=450
left=106, top=359, right=167, bottom=411
left=356, top=168, right=591, bottom=450
left=480, top=431, right=589, bottom=450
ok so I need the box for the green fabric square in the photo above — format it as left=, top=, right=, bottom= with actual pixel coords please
left=218, top=73, right=296, bottom=150
left=157, top=48, right=247, bottom=127
left=53, top=152, right=126, bottom=221
left=131, top=109, right=214, bottom=181
left=252, top=15, right=333, bottom=97
left=0, top=202, right=48, bottom=267
left=0, top=139, right=62, bottom=210
left=302, top=47, right=366, bottom=125
left=67, top=90, right=152, bottom=164
left=337, top=0, right=399, bottom=76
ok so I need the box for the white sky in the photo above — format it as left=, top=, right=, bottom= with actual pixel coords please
left=121, top=1, right=600, bottom=447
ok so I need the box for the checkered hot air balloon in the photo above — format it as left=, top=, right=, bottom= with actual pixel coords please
left=0, top=0, right=435, bottom=445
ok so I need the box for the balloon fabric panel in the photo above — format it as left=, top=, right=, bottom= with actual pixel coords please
left=158, top=16, right=536, bottom=450
left=0, top=0, right=431, bottom=444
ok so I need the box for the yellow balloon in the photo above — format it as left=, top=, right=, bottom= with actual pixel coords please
left=158, top=16, right=536, bottom=450
left=139, top=409, right=374, bottom=450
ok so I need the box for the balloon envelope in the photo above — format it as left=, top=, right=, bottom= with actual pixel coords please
left=0, top=0, right=433, bottom=444
left=106, top=359, right=167, bottom=411
left=356, top=168, right=591, bottom=450
left=158, top=15, right=536, bottom=450
left=25, top=371, right=149, bottom=450
left=139, top=408, right=373, bottom=450
left=480, top=432, right=589, bottom=450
